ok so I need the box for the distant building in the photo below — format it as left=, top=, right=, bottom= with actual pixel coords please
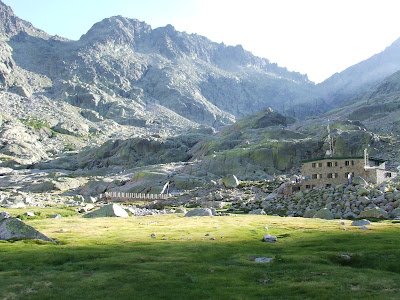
left=287, top=150, right=396, bottom=193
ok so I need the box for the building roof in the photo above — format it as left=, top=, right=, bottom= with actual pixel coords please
left=301, top=156, right=386, bottom=164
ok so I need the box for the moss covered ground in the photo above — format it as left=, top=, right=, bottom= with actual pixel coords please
left=0, top=209, right=399, bottom=299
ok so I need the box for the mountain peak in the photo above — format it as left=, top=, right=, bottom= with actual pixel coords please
left=0, top=0, right=23, bottom=37
left=0, top=0, right=50, bottom=39
left=79, top=16, right=152, bottom=45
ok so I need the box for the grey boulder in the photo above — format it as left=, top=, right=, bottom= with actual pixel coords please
left=0, top=212, right=55, bottom=243
left=83, top=203, right=129, bottom=218
left=351, top=219, right=371, bottom=226
left=263, top=234, right=277, bottom=243
left=220, top=175, right=240, bottom=188
left=184, top=208, right=213, bottom=217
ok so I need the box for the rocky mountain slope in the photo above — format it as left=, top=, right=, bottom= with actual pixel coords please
left=314, top=37, right=400, bottom=113
left=1, top=0, right=400, bottom=198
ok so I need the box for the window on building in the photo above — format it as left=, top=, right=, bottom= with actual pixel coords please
left=312, top=174, right=318, bottom=179
left=345, top=161, right=350, bottom=166
left=351, top=160, right=354, bottom=165
left=305, top=185, right=311, bottom=189
left=385, top=172, right=392, bottom=178
left=312, top=163, right=316, bottom=168
left=327, top=173, right=333, bottom=178
left=327, top=162, right=333, bottom=167
left=334, top=173, right=338, bottom=178
left=335, top=162, right=338, bottom=167
left=317, top=174, right=322, bottom=179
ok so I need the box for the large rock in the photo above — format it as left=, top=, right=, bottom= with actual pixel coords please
left=357, top=187, right=370, bottom=196
left=353, top=177, right=368, bottom=187
left=263, top=234, right=277, bottom=243
left=221, top=175, right=240, bottom=188
left=351, top=219, right=371, bottom=226
left=303, top=209, right=317, bottom=218
left=358, top=207, right=389, bottom=219
left=184, top=208, right=213, bottom=217
left=52, top=121, right=89, bottom=137
left=391, top=207, right=400, bottom=218
left=82, top=203, right=129, bottom=218
left=343, top=212, right=358, bottom=219
left=249, top=209, right=266, bottom=215
left=313, top=208, right=334, bottom=220
left=0, top=212, right=55, bottom=243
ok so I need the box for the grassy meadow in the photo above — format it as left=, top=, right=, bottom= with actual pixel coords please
left=1, top=208, right=400, bottom=299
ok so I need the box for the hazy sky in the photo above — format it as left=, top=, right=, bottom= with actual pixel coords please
left=3, top=0, right=400, bottom=83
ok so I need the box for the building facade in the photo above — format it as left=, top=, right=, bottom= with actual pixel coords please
left=287, top=155, right=395, bottom=193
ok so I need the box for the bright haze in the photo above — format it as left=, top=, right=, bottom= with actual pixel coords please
left=3, top=0, right=400, bottom=83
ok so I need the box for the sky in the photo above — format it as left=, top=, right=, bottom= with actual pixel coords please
left=3, top=0, right=400, bottom=83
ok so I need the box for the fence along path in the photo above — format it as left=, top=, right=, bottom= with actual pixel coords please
left=99, top=192, right=168, bottom=201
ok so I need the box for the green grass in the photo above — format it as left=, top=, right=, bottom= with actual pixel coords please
left=0, top=210, right=399, bottom=299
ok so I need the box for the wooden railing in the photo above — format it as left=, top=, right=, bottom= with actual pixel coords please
left=98, top=192, right=168, bottom=201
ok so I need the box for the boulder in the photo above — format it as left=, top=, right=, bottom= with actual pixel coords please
left=221, top=175, right=239, bottom=188
left=249, top=209, right=266, bottom=215
left=276, top=182, right=291, bottom=194
left=353, top=177, right=368, bottom=187
left=313, top=208, right=334, bottom=220
left=343, top=212, right=358, bottom=219
left=50, top=214, right=62, bottom=219
left=52, top=121, right=89, bottom=137
left=184, top=208, right=213, bottom=217
left=175, top=207, right=187, bottom=214
left=201, top=201, right=229, bottom=209
left=303, top=209, right=317, bottom=218
left=393, top=199, right=400, bottom=209
left=391, top=207, right=400, bottom=218
left=358, top=207, right=389, bottom=219
left=7, top=202, right=26, bottom=209
left=265, top=193, right=279, bottom=200
left=263, top=234, right=277, bottom=243
left=351, top=219, right=371, bottom=226
left=357, top=187, right=370, bottom=196
left=358, top=196, right=370, bottom=205
left=82, top=203, right=129, bottom=218
left=0, top=212, right=55, bottom=243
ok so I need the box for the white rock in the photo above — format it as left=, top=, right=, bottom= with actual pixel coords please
left=263, top=234, right=277, bottom=243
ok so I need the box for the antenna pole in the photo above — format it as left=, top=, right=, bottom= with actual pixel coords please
left=327, top=119, right=334, bottom=157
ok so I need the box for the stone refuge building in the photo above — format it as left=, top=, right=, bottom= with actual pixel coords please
left=287, top=151, right=396, bottom=193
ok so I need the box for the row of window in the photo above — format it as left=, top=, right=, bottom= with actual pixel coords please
left=311, top=172, right=355, bottom=179
left=312, top=160, right=355, bottom=168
